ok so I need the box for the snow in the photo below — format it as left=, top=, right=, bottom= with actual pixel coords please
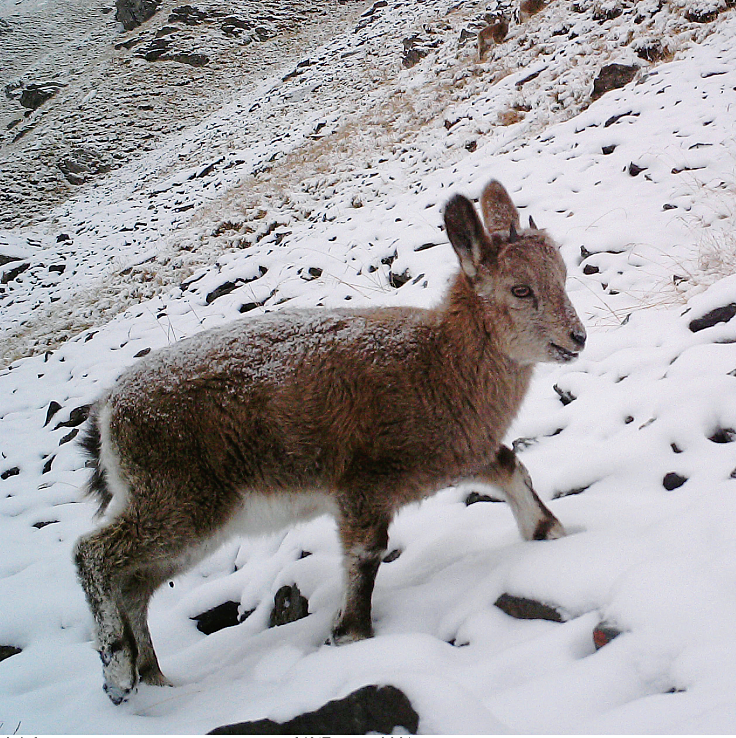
left=2, top=0, right=736, bottom=733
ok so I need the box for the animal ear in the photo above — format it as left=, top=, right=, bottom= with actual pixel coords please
left=480, top=179, right=520, bottom=234
left=444, top=194, right=491, bottom=279
left=528, top=214, right=537, bottom=229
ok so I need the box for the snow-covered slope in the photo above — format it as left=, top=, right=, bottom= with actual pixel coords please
left=2, top=0, right=736, bottom=733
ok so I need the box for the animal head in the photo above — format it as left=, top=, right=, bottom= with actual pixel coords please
left=444, top=179, right=586, bottom=365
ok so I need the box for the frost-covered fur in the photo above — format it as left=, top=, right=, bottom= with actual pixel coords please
left=74, top=180, right=586, bottom=704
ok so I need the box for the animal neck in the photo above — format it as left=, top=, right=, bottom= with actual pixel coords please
left=437, top=274, right=534, bottom=408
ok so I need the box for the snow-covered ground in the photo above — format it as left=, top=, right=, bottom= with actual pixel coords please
left=2, top=0, right=736, bottom=733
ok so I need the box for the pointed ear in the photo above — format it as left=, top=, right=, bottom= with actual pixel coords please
left=480, top=179, right=520, bottom=233
left=528, top=214, right=537, bottom=229
left=444, top=194, right=490, bottom=279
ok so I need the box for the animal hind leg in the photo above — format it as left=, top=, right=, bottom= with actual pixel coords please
left=331, top=511, right=390, bottom=644
left=120, top=564, right=179, bottom=687
left=473, top=445, right=565, bottom=541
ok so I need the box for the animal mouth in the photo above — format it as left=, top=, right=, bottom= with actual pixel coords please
left=550, top=342, right=579, bottom=362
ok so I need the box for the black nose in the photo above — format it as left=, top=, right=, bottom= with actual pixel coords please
left=571, top=328, right=586, bottom=349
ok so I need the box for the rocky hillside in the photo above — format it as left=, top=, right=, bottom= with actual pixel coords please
left=0, top=0, right=731, bottom=366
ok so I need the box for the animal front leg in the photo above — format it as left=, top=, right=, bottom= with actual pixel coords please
left=75, top=532, right=139, bottom=704
left=331, top=514, right=389, bottom=644
left=475, top=445, right=565, bottom=541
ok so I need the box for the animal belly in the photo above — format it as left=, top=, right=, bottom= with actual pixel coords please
left=226, top=489, right=339, bottom=537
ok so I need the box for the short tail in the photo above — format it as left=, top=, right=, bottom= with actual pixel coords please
left=79, top=406, right=113, bottom=516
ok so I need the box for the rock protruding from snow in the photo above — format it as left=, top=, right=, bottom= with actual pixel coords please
left=191, top=601, right=252, bottom=635
left=591, top=63, right=639, bottom=100
left=268, top=584, right=309, bottom=627
left=0, top=645, right=22, bottom=662
left=116, top=0, right=161, bottom=30
left=208, top=684, right=420, bottom=735
left=593, top=622, right=623, bottom=650
left=494, top=593, right=564, bottom=622
left=688, top=303, right=736, bottom=332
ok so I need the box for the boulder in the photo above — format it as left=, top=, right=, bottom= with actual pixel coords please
left=208, top=684, right=419, bottom=734
left=591, top=63, right=638, bottom=100
left=19, top=82, right=65, bottom=110
left=115, top=0, right=161, bottom=30
left=495, top=593, right=564, bottom=622
left=269, top=584, right=308, bottom=627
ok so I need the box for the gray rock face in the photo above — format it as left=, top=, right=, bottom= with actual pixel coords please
left=57, top=148, right=112, bottom=185
left=208, top=684, right=420, bottom=735
left=115, top=0, right=161, bottom=30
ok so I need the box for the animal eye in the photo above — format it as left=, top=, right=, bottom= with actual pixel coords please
left=511, top=285, right=533, bottom=299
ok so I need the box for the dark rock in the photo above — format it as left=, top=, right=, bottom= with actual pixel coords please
left=206, top=268, right=266, bottom=304
left=382, top=548, right=402, bottom=563
left=44, top=400, right=62, bottom=426
left=389, top=269, right=411, bottom=289
left=635, top=39, right=665, bottom=61
left=19, top=82, right=64, bottom=110
left=553, top=383, right=576, bottom=405
left=592, top=3, right=622, bottom=20
left=269, top=584, right=308, bottom=628
left=115, top=0, right=161, bottom=30
left=48, top=264, right=65, bottom=274
left=401, top=34, right=439, bottom=68
left=192, top=601, right=251, bottom=635
left=663, top=472, right=687, bottom=490
left=221, top=16, right=250, bottom=36
left=33, top=520, right=58, bottom=529
left=688, top=303, right=736, bottom=332
left=239, top=300, right=266, bottom=313
left=686, top=5, right=721, bottom=23
left=583, top=263, right=600, bottom=275
left=208, top=684, right=419, bottom=735
left=628, top=162, right=647, bottom=176
left=593, top=621, right=622, bottom=649
left=465, top=490, right=502, bottom=505
left=0, top=254, right=22, bottom=267
left=0, top=646, right=22, bottom=663
left=495, top=593, right=563, bottom=622
left=1, top=261, right=30, bottom=283
left=59, top=428, right=80, bottom=445
left=53, top=404, right=90, bottom=430
left=602, top=144, right=616, bottom=154
left=42, top=455, right=55, bottom=474
left=206, top=281, right=240, bottom=304
left=1, top=466, right=20, bottom=480
left=709, top=427, right=736, bottom=444
left=134, top=347, right=151, bottom=357
left=168, top=4, right=208, bottom=25
left=512, top=436, right=538, bottom=452
left=592, top=64, right=638, bottom=100
left=604, top=110, right=639, bottom=127
left=553, top=484, right=591, bottom=499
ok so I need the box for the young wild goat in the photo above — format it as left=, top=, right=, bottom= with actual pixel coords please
left=75, top=179, right=586, bottom=704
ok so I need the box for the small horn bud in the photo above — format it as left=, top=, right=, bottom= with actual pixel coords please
left=509, top=222, right=519, bottom=242
left=529, top=215, right=537, bottom=229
